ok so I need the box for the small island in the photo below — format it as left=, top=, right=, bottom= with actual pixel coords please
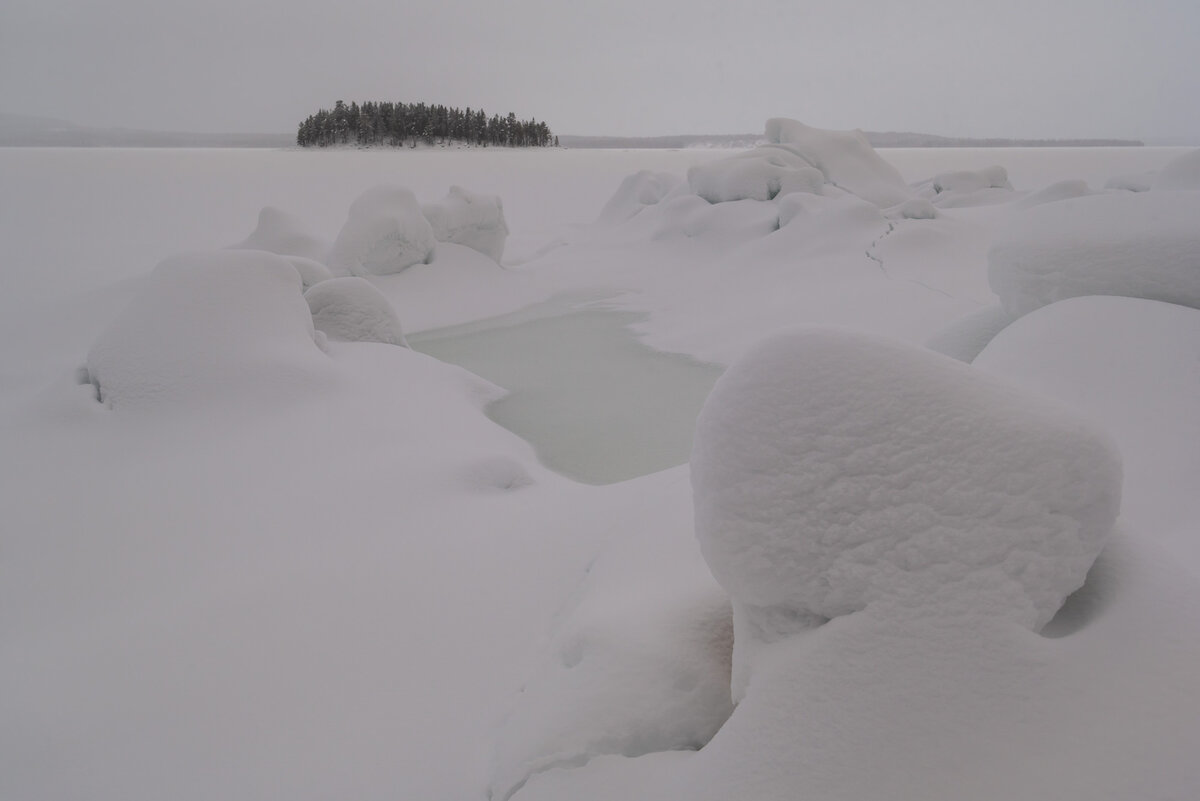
left=297, top=100, right=555, bottom=148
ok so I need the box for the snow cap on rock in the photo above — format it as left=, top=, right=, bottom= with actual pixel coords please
left=328, top=184, right=436, bottom=276
left=305, top=276, right=408, bottom=347
left=421, top=186, right=509, bottom=262
left=231, top=206, right=329, bottom=262
left=691, top=329, right=1121, bottom=693
left=86, top=250, right=328, bottom=411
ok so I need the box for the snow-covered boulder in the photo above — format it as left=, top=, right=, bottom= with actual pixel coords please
left=421, top=186, right=509, bottom=263
left=691, top=329, right=1121, bottom=698
left=989, top=191, right=1200, bottom=316
left=687, top=146, right=825, bottom=203
left=86, top=250, right=329, bottom=411
left=1014, top=179, right=1092, bottom=209
left=886, top=198, right=938, bottom=220
left=328, top=185, right=436, bottom=276
left=597, top=170, right=686, bottom=224
left=230, top=206, right=328, bottom=262
left=305, top=277, right=408, bottom=347
left=1104, top=171, right=1154, bottom=192
left=1151, top=148, right=1200, bottom=191
left=931, top=165, right=1011, bottom=194
left=765, top=119, right=912, bottom=207
left=652, top=195, right=780, bottom=243
left=281, top=255, right=333, bottom=289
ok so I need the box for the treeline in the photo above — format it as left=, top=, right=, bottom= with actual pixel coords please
left=297, top=101, right=555, bottom=148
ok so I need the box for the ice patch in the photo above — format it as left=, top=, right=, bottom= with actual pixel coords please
left=989, top=191, right=1200, bottom=316
left=691, top=328, right=1121, bottom=698
left=421, top=186, right=509, bottom=263
left=328, top=184, right=437, bottom=276
left=305, top=277, right=408, bottom=346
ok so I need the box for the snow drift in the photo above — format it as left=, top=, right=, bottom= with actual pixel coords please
left=691, top=328, right=1122, bottom=698
left=989, top=191, right=1200, bottom=316
left=328, top=185, right=437, bottom=276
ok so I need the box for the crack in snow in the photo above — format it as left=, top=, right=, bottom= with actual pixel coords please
left=865, top=221, right=959, bottom=301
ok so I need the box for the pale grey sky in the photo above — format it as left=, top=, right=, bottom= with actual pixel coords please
left=2, top=0, right=1198, bottom=140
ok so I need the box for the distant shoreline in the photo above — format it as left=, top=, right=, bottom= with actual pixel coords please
left=558, top=132, right=1145, bottom=149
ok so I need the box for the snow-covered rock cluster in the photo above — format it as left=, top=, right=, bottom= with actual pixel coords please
left=232, top=182, right=510, bottom=277
left=685, top=119, right=911, bottom=207
left=83, top=181, right=517, bottom=408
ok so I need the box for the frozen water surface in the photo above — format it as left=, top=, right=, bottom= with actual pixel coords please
left=412, top=295, right=723, bottom=484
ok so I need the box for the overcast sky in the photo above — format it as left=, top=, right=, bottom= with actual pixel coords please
left=2, top=0, right=1198, bottom=140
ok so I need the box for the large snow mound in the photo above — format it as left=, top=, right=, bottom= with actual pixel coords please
left=691, top=329, right=1121, bottom=695
left=328, top=184, right=436, bottom=276
left=988, top=191, right=1200, bottom=316
left=305, top=277, right=408, bottom=347
left=86, top=250, right=328, bottom=411
left=230, top=206, right=328, bottom=262
left=1151, top=148, right=1200, bottom=190
left=764, top=119, right=912, bottom=207
left=421, top=186, right=509, bottom=263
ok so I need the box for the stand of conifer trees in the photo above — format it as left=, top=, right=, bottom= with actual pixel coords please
left=296, top=101, right=554, bottom=148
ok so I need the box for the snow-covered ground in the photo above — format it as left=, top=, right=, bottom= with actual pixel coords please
left=1, top=135, right=1197, bottom=801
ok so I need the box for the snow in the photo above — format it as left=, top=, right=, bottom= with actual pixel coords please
left=989, top=190, right=1200, bottom=316
left=691, top=328, right=1121, bottom=697
left=328, top=184, right=437, bottom=276
left=305, top=276, right=409, bottom=347
left=1151, top=147, right=1200, bottom=190
left=230, top=205, right=329, bottom=262
left=422, top=186, right=510, bottom=263
left=489, top=469, right=732, bottom=801
left=85, top=249, right=329, bottom=412
left=925, top=304, right=1014, bottom=362
left=3, top=137, right=1199, bottom=801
